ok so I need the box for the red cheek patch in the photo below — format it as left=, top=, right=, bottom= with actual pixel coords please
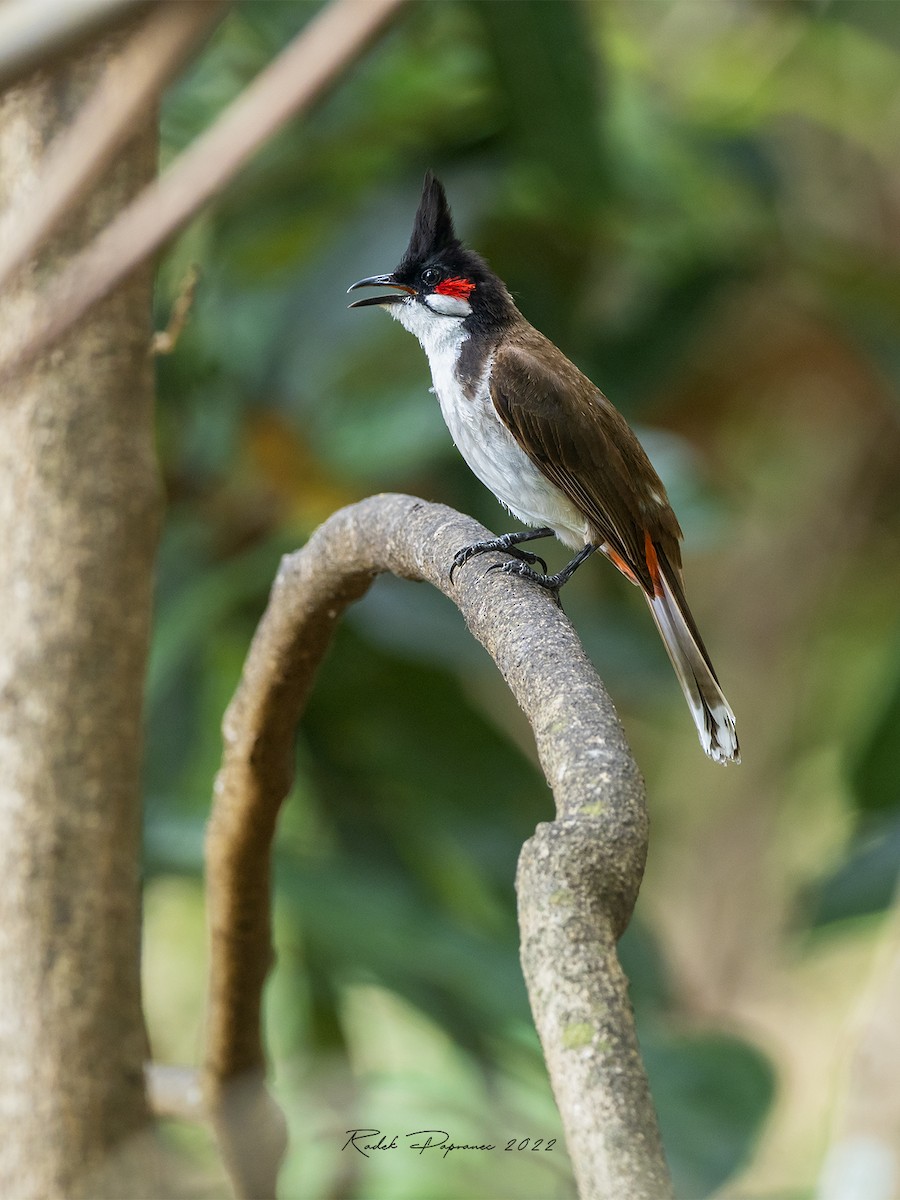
left=434, top=277, right=475, bottom=300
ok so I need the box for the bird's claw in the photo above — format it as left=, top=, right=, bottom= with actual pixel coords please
left=487, top=558, right=556, bottom=586
left=513, top=548, right=548, bottom=574
left=486, top=559, right=565, bottom=606
left=449, top=544, right=476, bottom=582
left=450, top=539, right=548, bottom=584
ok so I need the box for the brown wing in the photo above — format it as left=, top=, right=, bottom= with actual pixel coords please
left=489, top=324, right=683, bottom=593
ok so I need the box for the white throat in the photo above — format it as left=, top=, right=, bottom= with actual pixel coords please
left=389, top=296, right=469, bottom=362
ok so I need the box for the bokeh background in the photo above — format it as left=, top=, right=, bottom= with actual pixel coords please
left=142, top=2, right=900, bottom=1196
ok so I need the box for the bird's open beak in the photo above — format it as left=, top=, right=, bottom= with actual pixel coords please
left=347, top=274, right=415, bottom=308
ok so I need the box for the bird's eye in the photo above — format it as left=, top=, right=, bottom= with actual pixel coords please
left=421, top=267, right=441, bottom=288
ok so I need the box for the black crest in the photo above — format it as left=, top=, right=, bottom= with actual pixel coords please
left=392, top=171, right=517, bottom=333
left=399, top=171, right=461, bottom=269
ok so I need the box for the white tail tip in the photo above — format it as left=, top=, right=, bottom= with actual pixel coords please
left=698, top=697, right=740, bottom=765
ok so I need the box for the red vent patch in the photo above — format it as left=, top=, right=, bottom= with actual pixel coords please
left=434, top=277, right=475, bottom=300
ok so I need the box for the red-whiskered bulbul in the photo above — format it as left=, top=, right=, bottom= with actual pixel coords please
left=348, top=173, right=739, bottom=764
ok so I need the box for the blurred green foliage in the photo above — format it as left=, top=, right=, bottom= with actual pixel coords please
left=145, top=2, right=900, bottom=1197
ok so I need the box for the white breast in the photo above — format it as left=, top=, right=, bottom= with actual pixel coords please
left=391, top=300, right=588, bottom=550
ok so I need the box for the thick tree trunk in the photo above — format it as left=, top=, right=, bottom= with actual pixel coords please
left=0, top=34, right=162, bottom=1200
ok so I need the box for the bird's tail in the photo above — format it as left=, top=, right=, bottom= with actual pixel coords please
left=642, top=543, right=739, bottom=765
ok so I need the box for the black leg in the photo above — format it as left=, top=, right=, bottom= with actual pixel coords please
left=450, top=527, right=555, bottom=582
left=488, top=543, right=597, bottom=593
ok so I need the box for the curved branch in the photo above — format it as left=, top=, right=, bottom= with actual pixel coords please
left=204, top=493, right=672, bottom=1200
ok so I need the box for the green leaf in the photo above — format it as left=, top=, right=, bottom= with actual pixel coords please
left=849, top=634, right=900, bottom=817
left=643, top=1032, right=775, bottom=1199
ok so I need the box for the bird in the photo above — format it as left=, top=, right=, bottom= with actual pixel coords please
left=348, top=172, right=738, bottom=764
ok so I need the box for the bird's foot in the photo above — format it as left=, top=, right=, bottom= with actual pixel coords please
left=450, top=533, right=548, bottom=583
left=489, top=542, right=597, bottom=599
left=486, top=558, right=568, bottom=594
